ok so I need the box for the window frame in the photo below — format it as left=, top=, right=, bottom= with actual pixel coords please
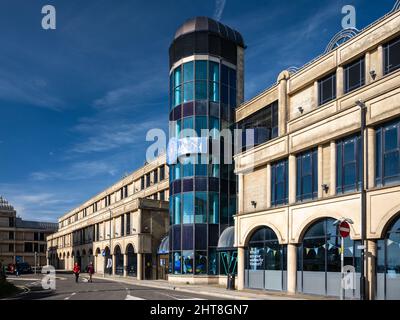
left=318, top=72, right=337, bottom=106
left=344, top=57, right=365, bottom=94
left=271, top=159, right=289, bottom=207
left=296, top=149, right=319, bottom=202
left=384, top=36, right=400, bottom=75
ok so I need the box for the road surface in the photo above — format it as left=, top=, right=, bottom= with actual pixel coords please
left=5, top=273, right=225, bottom=300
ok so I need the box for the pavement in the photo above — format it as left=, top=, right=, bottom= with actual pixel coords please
left=3, top=272, right=330, bottom=300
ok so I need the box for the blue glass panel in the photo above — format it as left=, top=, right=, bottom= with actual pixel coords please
left=302, top=175, right=312, bottom=198
left=183, top=162, right=194, bottom=178
left=174, top=194, right=181, bottom=224
left=221, top=64, right=229, bottom=85
left=195, top=116, right=208, bottom=137
left=344, top=163, right=356, bottom=188
left=209, top=61, right=219, bottom=82
left=195, top=192, right=207, bottom=223
left=344, top=140, right=355, bottom=163
left=221, top=85, right=229, bottom=105
left=209, top=81, right=219, bottom=102
left=385, top=125, right=398, bottom=151
left=174, top=67, right=182, bottom=87
left=337, top=142, right=343, bottom=191
left=229, top=68, right=236, bottom=89
left=302, top=154, right=312, bottom=175
left=183, top=82, right=194, bottom=103
left=384, top=151, right=399, bottom=178
left=229, top=88, right=236, bottom=108
left=209, top=192, right=219, bottom=224
left=183, top=193, right=194, bottom=224
left=211, top=164, right=219, bottom=178
left=195, top=81, right=207, bottom=100
left=174, top=86, right=182, bottom=106
left=183, top=116, right=193, bottom=129
left=183, top=61, right=194, bottom=82
left=174, top=163, right=181, bottom=180
left=195, top=61, right=207, bottom=80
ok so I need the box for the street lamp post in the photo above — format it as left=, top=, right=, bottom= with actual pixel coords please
left=356, top=99, right=368, bottom=300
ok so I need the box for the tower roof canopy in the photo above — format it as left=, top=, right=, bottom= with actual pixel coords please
left=174, top=16, right=244, bottom=47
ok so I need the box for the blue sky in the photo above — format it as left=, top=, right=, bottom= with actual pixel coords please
left=0, top=0, right=394, bottom=222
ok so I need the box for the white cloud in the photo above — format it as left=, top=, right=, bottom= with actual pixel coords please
left=30, top=160, right=118, bottom=182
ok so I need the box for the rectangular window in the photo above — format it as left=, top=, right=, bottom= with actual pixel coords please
left=9, top=231, right=14, bottom=240
left=9, top=217, right=15, bottom=227
left=159, top=190, right=165, bottom=201
left=39, top=233, right=45, bottom=241
left=238, top=101, right=278, bottom=151
left=120, top=215, right=124, bottom=237
left=160, top=166, right=165, bottom=181
left=271, top=159, right=289, bottom=207
left=376, top=119, right=400, bottom=186
left=384, top=36, right=400, bottom=75
left=154, top=170, right=158, bottom=184
left=9, top=244, right=14, bottom=252
left=34, top=232, right=39, bottom=241
left=24, top=242, right=33, bottom=253
left=318, top=72, right=336, bottom=105
left=146, top=173, right=151, bottom=188
left=141, top=176, right=145, bottom=190
left=344, top=57, right=365, bottom=93
left=296, top=149, right=318, bottom=202
left=183, top=193, right=194, bottom=224
left=40, top=244, right=45, bottom=253
left=126, top=213, right=131, bottom=235
left=336, top=135, right=362, bottom=194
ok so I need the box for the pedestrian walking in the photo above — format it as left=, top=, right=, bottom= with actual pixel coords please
left=87, top=262, right=94, bottom=283
left=73, top=262, right=80, bottom=283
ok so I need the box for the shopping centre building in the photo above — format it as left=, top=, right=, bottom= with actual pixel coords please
left=47, top=155, right=170, bottom=280
left=47, top=2, right=400, bottom=300
left=234, top=4, right=400, bottom=300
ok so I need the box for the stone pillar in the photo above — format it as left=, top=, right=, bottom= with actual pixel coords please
left=112, top=254, right=116, bottom=276
left=365, top=52, right=371, bottom=85
left=287, top=244, right=297, bottom=294
left=278, top=73, right=288, bottom=135
left=266, top=164, right=272, bottom=208
left=313, top=81, right=319, bottom=108
left=288, top=155, right=297, bottom=204
left=238, top=173, right=244, bottom=214
left=318, top=146, right=323, bottom=198
left=237, top=247, right=245, bottom=290
left=337, top=66, right=344, bottom=97
left=330, top=141, right=337, bottom=196
left=377, top=45, right=384, bottom=78
left=137, top=253, right=143, bottom=280
left=367, top=127, right=376, bottom=189
left=123, top=254, right=128, bottom=277
left=367, top=240, right=377, bottom=300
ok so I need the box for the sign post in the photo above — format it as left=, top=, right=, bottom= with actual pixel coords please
left=339, top=221, right=350, bottom=300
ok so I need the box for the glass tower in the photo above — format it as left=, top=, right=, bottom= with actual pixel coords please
left=168, top=17, right=245, bottom=276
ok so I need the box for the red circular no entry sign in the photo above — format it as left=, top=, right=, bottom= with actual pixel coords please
left=339, top=221, right=351, bottom=238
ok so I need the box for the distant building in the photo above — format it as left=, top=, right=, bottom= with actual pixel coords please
left=0, top=196, right=57, bottom=267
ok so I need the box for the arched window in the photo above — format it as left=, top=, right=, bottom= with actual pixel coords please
left=377, top=216, right=400, bottom=300
left=114, top=245, right=123, bottom=276
left=245, top=227, right=287, bottom=291
left=126, top=244, right=137, bottom=277
left=298, top=218, right=360, bottom=298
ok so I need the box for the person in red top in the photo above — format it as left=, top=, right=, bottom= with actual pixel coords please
left=73, top=262, right=80, bottom=283
left=87, top=262, right=94, bottom=283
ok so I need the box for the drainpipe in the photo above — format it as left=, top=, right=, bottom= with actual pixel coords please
left=356, top=99, right=367, bottom=300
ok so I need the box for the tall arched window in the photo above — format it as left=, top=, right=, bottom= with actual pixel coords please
left=245, top=227, right=287, bottom=291
left=377, top=216, right=400, bottom=300
left=298, top=218, right=360, bottom=298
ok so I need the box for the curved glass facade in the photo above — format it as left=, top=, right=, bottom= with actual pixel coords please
left=168, top=58, right=238, bottom=275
